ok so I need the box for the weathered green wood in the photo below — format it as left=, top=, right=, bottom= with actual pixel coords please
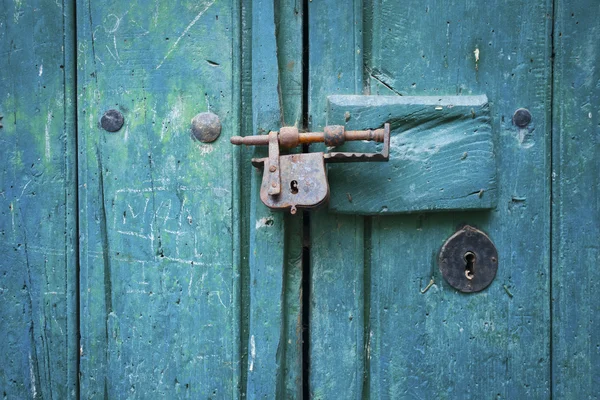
left=308, top=1, right=368, bottom=398
left=309, top=0, right=553, bottom=398
left=326, top=95, right=497, bottom=214
left=277, top=4, right=304, bottom=398
left=77, top=1, right=242, bottom=397
left=367, top=1, right=552, bottom=397
left=552, top=2, right=600, bottom=397
left=0, top=1, right=78, bottom=398
left=245, top=0, right=303, bottom=397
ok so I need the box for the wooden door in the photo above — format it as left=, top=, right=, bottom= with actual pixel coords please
left=0, top=0, right=304, bottom=398
left=305, top=0, right=599, bottom=399
left=1, top=0, right=598, bottom=399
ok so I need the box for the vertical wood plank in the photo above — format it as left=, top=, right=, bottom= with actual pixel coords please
left=552, top=1, right=600, bottom=397
left=308, top=1, right=367, bottom=398
left=245, top=0, right=303, bottom=398
left=77, top=0, right=242, bottom=397
left=0, top=1, right=78, bottom=398
left=365, top=0, right=553, bottom=398
left=309, top=0, right=553, bottom=398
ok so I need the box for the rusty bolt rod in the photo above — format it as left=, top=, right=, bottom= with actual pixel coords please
left=230, top=128, right=385, bottom=148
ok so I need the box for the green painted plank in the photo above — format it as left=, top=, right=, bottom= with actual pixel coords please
left=552, top=1, right=600, bottom=397
left=0, top=1, right=78, bottom=398
left=309, top=0, right=553, bottom=398
left=77, top=1, right=242, bottom=397
left=326, top=95, right=497, bottom=214
left=308, top=1, right=368, bottom=398
left=246, top=1, right=286, bottom=397
left=277, top=3, right=304, bottom=397
left=245, top=0, right=303, bottom=397
left=365, top=0, right=552, bottom=398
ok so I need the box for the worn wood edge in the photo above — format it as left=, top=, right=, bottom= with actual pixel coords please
left=328, top=94, right=489, bottom=110
left=231, top=0, right=243, bottom=397
left=63, top=0, right=79, bottom=397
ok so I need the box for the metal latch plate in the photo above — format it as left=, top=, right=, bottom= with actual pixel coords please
left=256, top=152, right=329, bottom=214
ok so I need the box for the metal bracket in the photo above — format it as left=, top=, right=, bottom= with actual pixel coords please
left=231, top=123, right=390, bottom=214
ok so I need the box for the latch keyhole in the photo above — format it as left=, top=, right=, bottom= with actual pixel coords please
left=290, top=180, right=299, bottom=194
left=464, top=251, right=476, bottom=280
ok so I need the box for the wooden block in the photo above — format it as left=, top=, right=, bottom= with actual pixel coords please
left=326, top=95, right=497, bottom=214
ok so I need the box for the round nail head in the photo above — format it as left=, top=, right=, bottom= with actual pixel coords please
left=191, top=112, right=222, bottom=143
left=513, top=108, right=532, bottom=128
left=101, top=109, right=124, bottom=132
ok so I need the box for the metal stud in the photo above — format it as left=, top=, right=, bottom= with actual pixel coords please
left=513, top=108, right=532, bottom=128
left=191, top=112, right=222, bottom=143
left=100, top=109, right=124, bottom=132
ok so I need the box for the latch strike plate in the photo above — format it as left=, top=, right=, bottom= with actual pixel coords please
left=231, top=123, right=390, bottom=214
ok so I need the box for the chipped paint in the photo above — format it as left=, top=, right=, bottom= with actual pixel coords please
left=249, top=335, right=256, bottom=372
left=255, top=216, right=274, bottom=229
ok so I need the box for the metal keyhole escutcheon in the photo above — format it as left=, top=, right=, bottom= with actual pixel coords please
left=439, top=225, right=498, bottom=293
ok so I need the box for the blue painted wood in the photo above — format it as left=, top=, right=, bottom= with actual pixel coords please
left=77, top=0, right=243, bottom=397
left=308, top=1, right=368, bottom=398
left=245, top=0, right=303, bottom=397
left=326, top=94, right=497, bottom=214
left=309, top=0, right=553, bottom=398
left=552, top=2, right=600, bottom=397
left=0, top=1, right=78, bottom=398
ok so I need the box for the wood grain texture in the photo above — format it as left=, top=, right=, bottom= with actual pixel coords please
left=308, top=1, right=368, bottom=398
left=309, top=0, right=553, bottom=398
left=366, top=1, right=553, bottom=397
left=552, top=2, right=600, bottom=397
left=0, top=1, right=78, bottom=398
left=245, top=0, right=303, bottom=397
left=326, top=95, right=497, bottom=214
left=77, top=0, right=242, bottom=397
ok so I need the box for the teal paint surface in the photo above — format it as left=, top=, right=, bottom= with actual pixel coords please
left=308, top=0, right=553, bottom=398
left=1, top=0, right=599, bottom=398
left=76, top=0, right=242, bottom=397
left=245, top=0, right=303, bottom=397
left=326, top=95, right=497, bottom=214
left=307, top=1, right=368, bottom=399
left=0, top=1, right=78, bottom=398
left=551, top=1, right=600, bottom=397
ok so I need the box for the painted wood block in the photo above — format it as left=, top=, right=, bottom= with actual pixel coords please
left=326, top=95, right=497, bottom=214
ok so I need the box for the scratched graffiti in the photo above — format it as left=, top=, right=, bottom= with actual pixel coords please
left=111, top=184, right=231, bottom=266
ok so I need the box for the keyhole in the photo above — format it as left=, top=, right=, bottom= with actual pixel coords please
left=290, top=180, right=299, bottom=194
left=464, top=251, right=476, bottom=280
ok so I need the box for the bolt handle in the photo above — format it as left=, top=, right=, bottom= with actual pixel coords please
left=230, top=125, right=387, bottom=149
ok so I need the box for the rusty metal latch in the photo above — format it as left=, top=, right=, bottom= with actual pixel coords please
left=231, top=123, right=390, bottom=214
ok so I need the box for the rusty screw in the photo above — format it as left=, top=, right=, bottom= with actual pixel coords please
left=269, top=165, right=277, bottom=172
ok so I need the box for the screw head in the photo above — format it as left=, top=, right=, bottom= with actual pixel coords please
left=100, top=109, right=124, bottom=132
left=269, top=165, right=277, bottom=172
left=191, top=112, right=221, bottom=143
left=513, top=108, right=532, bottom=128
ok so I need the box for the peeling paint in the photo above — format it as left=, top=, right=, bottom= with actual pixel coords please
left=255, top=216, right=274, bottom=229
